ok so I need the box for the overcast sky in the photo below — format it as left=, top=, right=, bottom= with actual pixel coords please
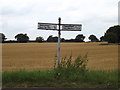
left=0, top=0, right=119, bottom=41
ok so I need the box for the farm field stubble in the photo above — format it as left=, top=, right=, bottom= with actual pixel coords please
left=2, top=42, right=118, bottom=71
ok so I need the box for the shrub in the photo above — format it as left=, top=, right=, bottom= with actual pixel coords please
left=53, top=54, right=88, bottom=81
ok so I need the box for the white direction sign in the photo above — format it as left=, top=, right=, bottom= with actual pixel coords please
left=38, top=18, right=82, bottom=68
left=38, top=23, right=57, bottom=30
left=62, top=24, right=82, bottom=31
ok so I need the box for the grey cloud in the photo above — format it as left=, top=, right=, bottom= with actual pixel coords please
left=0, top=0, right=118, bottom=41
left=118, top=1, right=120, bottom=24
left=1, top=4, right=33, bottom=17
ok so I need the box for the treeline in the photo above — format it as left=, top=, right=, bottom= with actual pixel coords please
left=1, top=34, right=86, bottom=43
left=0, top=25, right=120, bottom=43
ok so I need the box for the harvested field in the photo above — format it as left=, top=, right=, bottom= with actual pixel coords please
left=2, top=42, right=118, bottom=71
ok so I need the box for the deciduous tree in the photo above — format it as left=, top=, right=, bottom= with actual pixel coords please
left=75, top=34, right=85, bottom=42
left=36, top=36, right=44, bottom=42
left=88, top=34, right=99, bottom=42
left=0, top=33, right=7, bottom=42
left=15, top=33, right=29, bottom=43
left=103, top=25, right=120, bottom=43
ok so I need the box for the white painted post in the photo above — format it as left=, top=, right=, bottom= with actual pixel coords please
left=58, top=17, right=61, bottom=67
left=38, top=18, right=82, bottom=68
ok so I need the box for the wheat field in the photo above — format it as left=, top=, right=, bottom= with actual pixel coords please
left=2, top=42, right=118, bottom=71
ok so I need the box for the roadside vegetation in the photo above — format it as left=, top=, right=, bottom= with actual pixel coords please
left=2, top=55, right=119, bottom=88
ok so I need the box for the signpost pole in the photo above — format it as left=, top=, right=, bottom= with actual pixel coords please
left=38, top=18, right=82, bottom=68
left=58, top=17, right=61, bottom=67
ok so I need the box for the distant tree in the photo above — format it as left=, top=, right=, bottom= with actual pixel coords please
left=103, top=25, right=120, bottom=43
left=0, top=33, right=7, bottom=42
left=61, top=38, right=65, bottom=42
left=15, top=33, right=29, bottom=43
left=53, top=36, right=58, bottom=42
left=100, top=36, right=104, bottom=42
left=47, top=35, right=58, bottom=42
left=88, top=34, right=99, bottom=42
left=75, top=34, right=85, bottom=42
left=104, top=32, right=118, bottom=43
left=47, top=35, right=53, bottom=42
left=36, top=36, right=44, bottom=42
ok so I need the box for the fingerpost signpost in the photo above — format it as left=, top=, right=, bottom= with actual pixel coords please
left=38, top=17, right=82, bottom=67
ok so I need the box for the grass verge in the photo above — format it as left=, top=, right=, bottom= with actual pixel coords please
left=2, top=70, right=119, bottom=88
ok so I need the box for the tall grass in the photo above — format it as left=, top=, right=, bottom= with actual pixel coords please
left=3, top=70, right=119, bottom=88
left=2, top=55, right=119, bottom=88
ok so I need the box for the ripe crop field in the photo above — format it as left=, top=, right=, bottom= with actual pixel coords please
left=2, top=42, right=118, bottom=71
